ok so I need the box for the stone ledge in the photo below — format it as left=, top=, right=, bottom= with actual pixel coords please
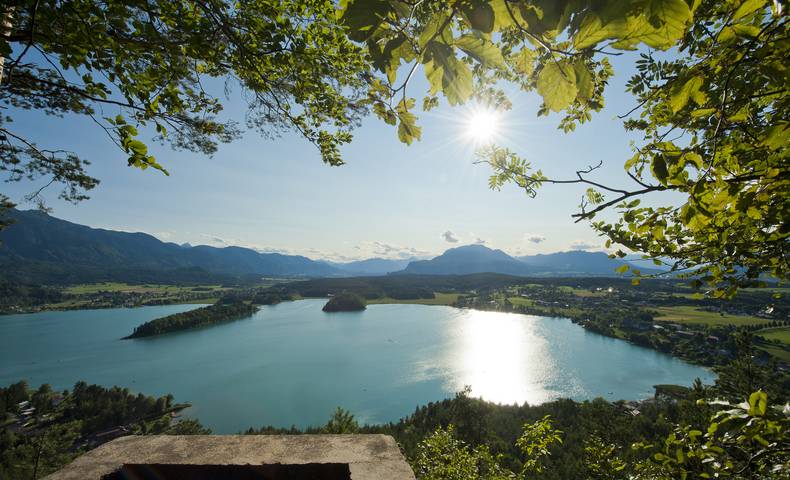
left=45, top=434, right=415, bottom=480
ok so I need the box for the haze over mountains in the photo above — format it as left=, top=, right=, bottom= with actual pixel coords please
left=401, top=245, right=532, bottom=276
left=0, top=210, right=652, bottom=284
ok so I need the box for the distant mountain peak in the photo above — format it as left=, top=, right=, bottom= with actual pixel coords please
left=400, top=244, right=531, bottom=276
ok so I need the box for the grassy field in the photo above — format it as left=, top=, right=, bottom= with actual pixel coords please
left=654, top=306, right=766, bottom=327
left=756, top=341, right=790, bottom=362
left=757, top=327, right=790, bottom=344
left=508, top=297, right=535, bottom=307
left=366, top=292, right=461, bottom=306
left=670, top=293, right=704, bottom=300
left=553, top=285, right=610, bottom=298
left=571, top=289, right=609, bottom=298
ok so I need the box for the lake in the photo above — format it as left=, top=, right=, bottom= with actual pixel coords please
left=0, top=300, right=714, bottom=433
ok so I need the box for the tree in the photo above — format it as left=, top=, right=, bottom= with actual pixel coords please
left=413, top=425, right=516, bottom=480
left=321, top=406, right=360, bottom=434
left=515, top=415, right=563, bottom=477
left=31, top=383, right=52, bottom=413
left=648, top=391, right=789, bottom=479
left=335, top=0, right=788, bottom=296
left=712, top=331, right=772, bottom=400
left=3, top=1, right=787, bottom=295
left=1, top=0, right=370, bottom=216
left=409, top=392, right=788, bottom=480
left=582, top=435, right=628, bottom=480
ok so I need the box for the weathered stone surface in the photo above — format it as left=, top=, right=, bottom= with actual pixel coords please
left=46, top=434, right=415, bottom=480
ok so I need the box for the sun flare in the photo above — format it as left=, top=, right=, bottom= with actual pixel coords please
left=465, top=107, right=501, bottom=144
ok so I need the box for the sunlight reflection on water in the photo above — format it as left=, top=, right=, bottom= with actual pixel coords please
left=443, top=310, right=583, bottom=405
left=0, top=301, right=714, bottom=431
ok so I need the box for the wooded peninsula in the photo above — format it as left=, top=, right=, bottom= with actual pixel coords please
left=124, top=302, right=258, bottom=339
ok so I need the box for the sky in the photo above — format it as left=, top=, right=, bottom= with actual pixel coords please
left=5, top=51, right=664, bottom=263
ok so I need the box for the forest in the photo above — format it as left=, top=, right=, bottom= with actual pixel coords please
left=0, top=381, right=206, bottom=479
left=124, top=301, right=259, bottom=338
left=322, top=293, right=367, bottom=312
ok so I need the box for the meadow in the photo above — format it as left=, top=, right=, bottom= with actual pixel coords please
left=653, top=306, right=766, bottom=327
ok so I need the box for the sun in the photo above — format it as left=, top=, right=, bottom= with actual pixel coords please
left=464, top=106, right=501, bottom=145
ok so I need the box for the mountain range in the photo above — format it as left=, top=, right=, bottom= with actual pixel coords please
left=0, top=210, right=339, bottom=283
left=0, top=210, right=655, bottom=284
left=400, top=244, right=650, bottom=277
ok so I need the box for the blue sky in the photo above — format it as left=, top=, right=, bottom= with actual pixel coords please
left=6, top=52, right=658, bottom=262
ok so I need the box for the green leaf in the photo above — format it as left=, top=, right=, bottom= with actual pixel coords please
left=462, top=0, right=495, bottom=33
left=733, top=23, right=761, bottom=37
left=586, top=188, right=604, bottom=204
left=536, top=62, right=578, bottom=112
left=761, top=121, right=789, bottom=150
left=513, top=48, right=536, bottom=76
left=490, top=0, right=520, bottom=29
left=424, top=55, right=444, bottom=96
left=652, top=155, right=669, bottom=184
left=643, top=0, right=693, bottom=49
left=615, top=264, right=630, bottom=274
left=683, top=152, right=703, bottom=169
left=670, top=75, right=704, bottom=113
left=397, top=107, right=422, bottom=145
left=748, top=391, right=768, bottom=416
left=419, top=12, right=452, bottom=48
left=339, top=0, right=392, bottom=42
left=733, top=0, right=766, bottom=21
left=455, top=35, right=506, bottom=68
left=574, top=61, right=594, bottom=102
left=690, top=107, right=716, bottom=118
left=573, top=13, right=625, bottom=50
left=424, top=41, right=473, bottom=105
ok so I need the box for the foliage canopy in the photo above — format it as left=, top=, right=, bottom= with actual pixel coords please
left=2, top=0, right=788, bottom=296
left=335, top=0, right=788, bottom=296
left=1, top=0, right=369, bottom=209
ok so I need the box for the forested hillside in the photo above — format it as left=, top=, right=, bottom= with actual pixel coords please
left=0, top=210, right=340, bottom=283
left=125, top=302, right=259, bottom=338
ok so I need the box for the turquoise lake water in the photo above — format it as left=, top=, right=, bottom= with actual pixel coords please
left=0, top=300, right=714, bottom=433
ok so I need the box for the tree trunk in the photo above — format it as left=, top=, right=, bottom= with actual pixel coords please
left=0, top=6, right=15, bottom=85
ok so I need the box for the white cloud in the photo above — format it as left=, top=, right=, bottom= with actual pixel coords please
left=189, top=236, right=434, bottom=263
left=199, top=234, right=229, bottom=246
left=569, top=240, right=599, bottom=251
left=524, top=234, right=546, bottom=244
left=442, top=230, right=459, bottom=243
left=152, top=231, right=174, bottom=241
left=346, top=241, right=433, bottom=261
left=473, top=237, right=487, bottom=245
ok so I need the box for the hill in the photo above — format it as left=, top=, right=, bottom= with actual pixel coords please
left=517, top=250, right=660, bottom=276
left=400, top=245, right=533, bottom=276
left=0, top=210, right=340, bottom=284
left=0, top=211, right=661, bottom=284
left=397, top=245, right=659, bottom=277
left=327, top=257, right=414, bottom=275
left=322, top=293, right=366, bottom=312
